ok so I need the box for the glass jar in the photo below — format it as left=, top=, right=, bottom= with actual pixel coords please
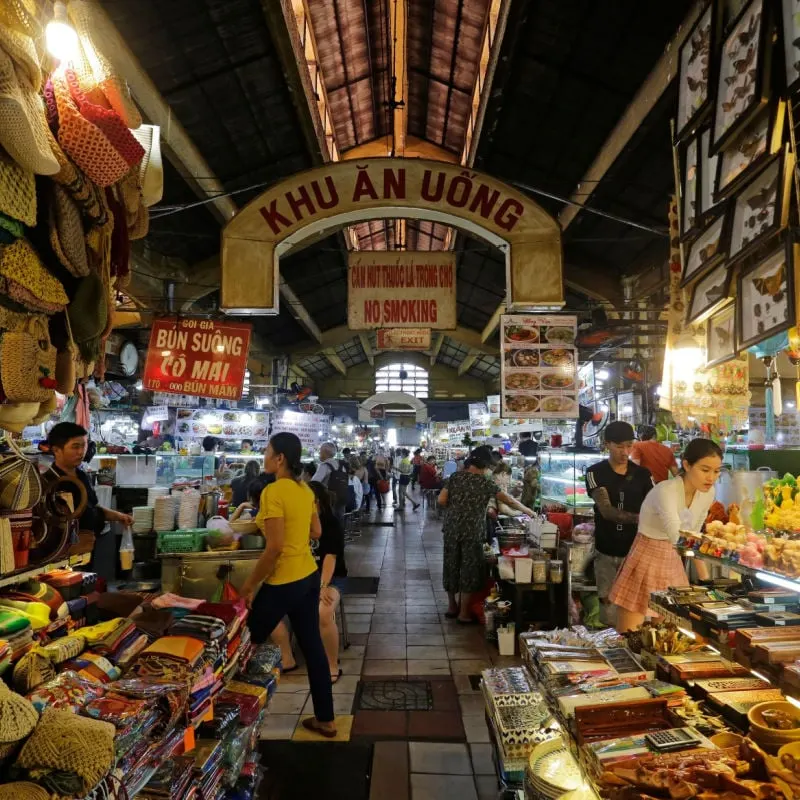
left=549, top=560, right=564, bottom=584
left=532, top=558, right=548, bottom=584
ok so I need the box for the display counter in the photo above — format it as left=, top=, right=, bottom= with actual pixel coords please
left=90, top=453, right=216, bottom=487
left=539, top=449, right=598, bottom=512
left=160, top=548, right=263, bottom=599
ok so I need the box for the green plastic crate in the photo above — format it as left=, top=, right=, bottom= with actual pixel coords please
left=157, top=529, right=207, bottom=553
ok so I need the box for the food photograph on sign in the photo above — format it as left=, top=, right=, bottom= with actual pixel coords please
left=499, top=315, right=578, bottom=419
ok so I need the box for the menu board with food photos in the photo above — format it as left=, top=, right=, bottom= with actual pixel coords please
left=500, top=314, right=578, bottom=419
left=174, top=408, right=270, bottom=441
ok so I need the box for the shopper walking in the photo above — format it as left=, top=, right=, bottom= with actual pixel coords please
left=610, top=439, right=722, bottom=632
left=411, top=448, right=423, bottom=489
left=585, top=421, right=653, bottom=628
left=369, top=451, right=390, bottom=511
left=270, top=481, right=348, bottom=683
left=439, top=446, right=533, bottom=623
left=631, top=426, right=679, bottom=483
left=241, top=432, right=336, bottom=738
left=396, top=449, right=420, bottom=511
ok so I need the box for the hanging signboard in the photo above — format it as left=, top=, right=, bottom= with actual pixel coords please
left=348, top=252, right=456, bottom=330
left=370, top=407, right=386, bottom=419
left=142, top=318, right=252, bottom=400
left=468, top=402, right=489, bottom=438
left=375, top=328, right=432, bottom=350
left=499, top=314, right=578, bottom=419
left=487, top=394, right=531, bottom=434
left=271, top=410, right=331, bottom=449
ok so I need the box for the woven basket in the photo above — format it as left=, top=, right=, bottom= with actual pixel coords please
left=0, top=314, right=56, bottom=404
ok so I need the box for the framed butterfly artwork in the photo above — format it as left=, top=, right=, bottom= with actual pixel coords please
left=714, top=100, right=784, bottom=203
left=728, top=145, right=793, bottom=265
left=711, top=0, right=773, bottom=155
left=679, top=134, right=701, bottom=239
left=706, top=303, right=737, bottom=368
left=681, top=206, right=730, bottom=287
left=737, top=237, right=797, bottom=351
left=687, top=261, right=733, bottom=325
left=675, top=2, right=718, bottom=144
left=781, top=0, right=800, bottom=94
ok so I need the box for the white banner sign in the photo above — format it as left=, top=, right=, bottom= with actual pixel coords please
left=375, top=328, right=432, bottom=350
left=271, top=410, right=331, bottom=449
left=348, top=251, right=456, bottom=329
left=500, top=314, right=578, bottom=419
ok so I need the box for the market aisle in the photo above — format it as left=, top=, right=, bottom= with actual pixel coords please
left=258, top=490, right=517, bottom=800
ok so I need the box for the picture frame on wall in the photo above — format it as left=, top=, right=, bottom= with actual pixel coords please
left=781, top=0, right=800, bottom=94
left=736, top=237, right=797, bottom=351
left=706, top=303, right=737, bottom=368
left=728, top=146, right=793, bottom=265
left=680, top=135, right=700, bottom=239
left=687, top=261, right=733, bottom=324
left=711, top=0, right=771, bottom=155
left=681, top=207, right=729, bottom=287
left=714, top=100, right=784, bottom=202
left=675, top=2, right=716, bottom=143
left=698, top=128, right=720, bottom=220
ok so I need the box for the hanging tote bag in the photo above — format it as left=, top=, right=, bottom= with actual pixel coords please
left=0, top=314, right=57, bottom=403
left=0, top=435, right=42, bottom=512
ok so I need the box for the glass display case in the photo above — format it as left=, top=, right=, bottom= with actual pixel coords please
left=88, top=453, right=216, bottom=487
left=156, top=453, right=216, bottom=485
left=538, top=449, right=599, bottom=512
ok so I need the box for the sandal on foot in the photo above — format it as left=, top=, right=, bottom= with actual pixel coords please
left=331, top=668, right=343, bottom=684
left=301, top=717, right=337, bottom=738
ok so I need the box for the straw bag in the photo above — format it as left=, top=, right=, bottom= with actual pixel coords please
left=0, top=239, right=68, bottom=313
left=130, top=123, right=163, bottom=206
left=52, top=74, right=128, bottom=187
left=0, top=436, right=41, bottom=512
left=48, top=183, right=89, bottom=278
left=0, top=315, right=56, bottom=403
left=53, top=313, right=76, bottom=397
left=0, top=148, right=35, bottom=227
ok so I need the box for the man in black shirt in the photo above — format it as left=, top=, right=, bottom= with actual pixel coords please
left=585, top=421, right=653, bottom=627
left=518, top=432, right=538, bottom=462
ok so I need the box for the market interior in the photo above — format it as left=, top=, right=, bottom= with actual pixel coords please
left=5, top=0, right=800, bottom=799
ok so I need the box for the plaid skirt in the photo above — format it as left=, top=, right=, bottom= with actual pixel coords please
left=609, top=533, right=688, bottom=616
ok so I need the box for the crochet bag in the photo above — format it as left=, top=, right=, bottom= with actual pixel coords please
left=0, top=438, right=41, bottom=512
left=0, top=315, right=56, bottom=403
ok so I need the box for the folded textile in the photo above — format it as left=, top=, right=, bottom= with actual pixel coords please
left=15, top=707, right=115, bottom=796
left=142, top=635, right=205, bottom=665
left=195, top=599, right=246, bottom=634
left=62, top=652, right=121, bottom=684
left=1, top=581, right=68, bottom=620
left=131, top=605, right=174, bottom=640
left=6, top=626, right=33, bottom=657
left=26, top=670, right=105, bottom=713
left=0, top=607, right=36, bottom=636
left=169, top=614, right=227, bottom=642
left=246, top=642, right=281, bottom=676
left=151, top=593, right=203, bottom=611
left=82, top=691, right=150, bottom=729
left=127, top=652, right=201, bottom=685
left=41, top=634, right=84, bottom=664
left=116, top=633, right=148, bottom=665
left=69, top=617, right=129, bottom=647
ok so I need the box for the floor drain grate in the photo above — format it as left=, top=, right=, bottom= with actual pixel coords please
left=355, top=680, right=433, bottom=711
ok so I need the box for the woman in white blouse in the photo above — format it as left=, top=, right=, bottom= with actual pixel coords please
left=609, top=438, right=723, bottom=632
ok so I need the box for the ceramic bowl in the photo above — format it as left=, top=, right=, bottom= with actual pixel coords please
left=710, top=732, right=744, bottom=748
left=748, top=702, right=800, bottom=739
left=229, top=520, right=258, bottom=535
left=778, top=741, right=800, bottom=762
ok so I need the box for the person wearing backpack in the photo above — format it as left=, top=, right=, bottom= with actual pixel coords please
left=312, top=442, right=350, bottom=519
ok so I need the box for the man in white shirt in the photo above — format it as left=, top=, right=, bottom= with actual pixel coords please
left=311, top=442, right=338, bottom=485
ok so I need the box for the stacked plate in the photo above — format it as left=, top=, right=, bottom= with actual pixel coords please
left=147, top=486, right=171, bottom=506
left=178, top=489, right=201, bottom=530
left=132, top=506, right=154, bottom=533
left=153, top=495, right=176, bottom=531
left=525, top=737, right=583, bottom=799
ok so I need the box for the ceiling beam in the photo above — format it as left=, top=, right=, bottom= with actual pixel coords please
left=322, top=349, right=348, bottom=375
left=358, top=333, right=375, bottom=366
left=458, top=350, right=480, bottom=376
left=557, top=1, right=705, bottom=231
left=482, top=303, right=504, bottom=342
left=342, top=135, right=458, bottom=162
left=288, top=359, right=310, bottom=380
left=389, top=0, right=408, bottom=157
left=90, top=3, right=323, bottom=340
left=429, top=332, right=444, bottom=366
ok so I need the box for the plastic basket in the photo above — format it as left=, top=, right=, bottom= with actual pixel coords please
left=157, top=529, right=207, bottom=553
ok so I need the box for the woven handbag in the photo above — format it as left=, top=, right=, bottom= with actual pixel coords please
left=0, top=314, right=56, bottom=404
left=49, top=183, right=89, bottom=277
left=0, top=435, right=42, bottom=512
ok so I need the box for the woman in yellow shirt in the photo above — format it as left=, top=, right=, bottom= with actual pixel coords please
left=241, top=432, right=336, bottom=738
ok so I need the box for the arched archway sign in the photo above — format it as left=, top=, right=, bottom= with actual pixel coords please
left=359, top=391, right=428, bottom=423
left=220, top=158, right=563, bottom=314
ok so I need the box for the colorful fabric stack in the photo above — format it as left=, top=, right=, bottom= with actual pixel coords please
left=127, top=635, right=205, bottom=685
left=26, top=670, right=106, bottom=713
left=0, top=599, right=49, bottom=630
left=192, top=738, right=225, bottom=800
left=62, top=651, right=121, bottom=684
left=169, top=615, right=227, bottom=664
left=151, top=593, right=203, bottom=619
left=139, top=755, right=196, bottom=800
left=0, top=639, right=8, bottom=674
left=1, top=581, right=68, bottom=621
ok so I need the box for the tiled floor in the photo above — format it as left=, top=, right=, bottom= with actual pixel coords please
left=260, top=497, right=516, bottom=800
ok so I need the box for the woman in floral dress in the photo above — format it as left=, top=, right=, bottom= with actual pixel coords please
left=438, top=447, right=534, bottom=623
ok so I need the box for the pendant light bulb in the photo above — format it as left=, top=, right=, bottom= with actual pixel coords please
left=46, top=1, right=79, bottom=64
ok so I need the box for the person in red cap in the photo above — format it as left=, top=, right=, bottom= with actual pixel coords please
left=585, top=421, right=653, bottom=628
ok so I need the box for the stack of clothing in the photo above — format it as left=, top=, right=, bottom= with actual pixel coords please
left=6, top=626, right=33, bottom=661
left=128, top=635, right=205, bottom=685
left=26, top=670, right=106, bottom=713
left=62, top=652, right=122, bottom=684
left=192, top=739, right=225, bottom=800
left=1, top=581, right=68, bottom=622
left=0, top=639, right=9, bottom=674
left=194, top=599, right=252, bottom=681
left=187, top=665, right=221, bottom=728
left=140, top=755, right=196, bottom=800
left=0, top=599, right=50, bottom=630
left=169, top=615, right=227, bottom=666
left=69, top=617, right=141, bottom=663
left=151, top=593, right=204, bottom=620
left=132, top=605, right=175, bottom=642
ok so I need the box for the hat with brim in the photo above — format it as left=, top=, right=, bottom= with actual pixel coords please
left=0, top=239, right=68, bottom=311
left=0, top=47, right=58, bottom=176
left=0, top=783, right=50, bottom=800
left=130, top=123, right=163, bottom=206
left=0, top=403, right=40, bottom=434
left=49, top=183, right=89, bottom=277
left=0, top=0, right=43, bottom=90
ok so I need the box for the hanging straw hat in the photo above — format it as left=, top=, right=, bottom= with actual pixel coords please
left=0, top=403, right=41, bottom=434
left=0, top=46, right=58, bottom=176
left=0, top=239, right=68, bottom=312
left=0, top=148, right=35, bottom=227
left=49, top=183, right=89, bottom=277
left=0, top=0, right=44, bottom=91
left=0, top=783, right=50, bottom=800
left=130, top=123, right=163, bottom=206
left=66, top=0, right=142, bottom=129
left=52, top=74, right=128, bottom=187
